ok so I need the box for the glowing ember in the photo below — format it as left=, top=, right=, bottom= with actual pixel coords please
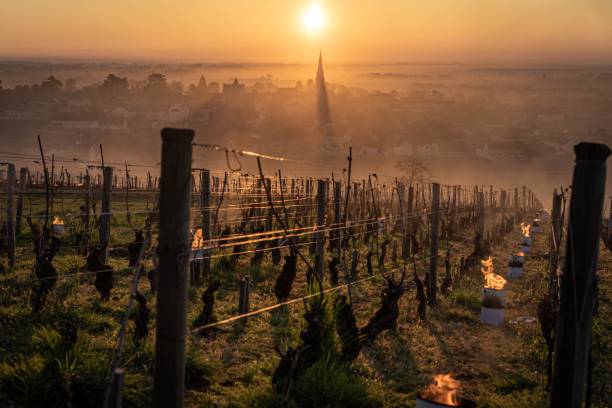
left=515, top=251, right=524, bottom=257
left=52, top=216, right=64, bottom=225
left=192, top=228, right=203, bottom=248
left=420, top=373, right=461, bottom=406
left=481, top=256, right=507, bottom=290
left=520, top=222, right=531, bottom=237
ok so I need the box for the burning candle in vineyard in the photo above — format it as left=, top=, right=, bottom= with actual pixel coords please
left=417, top=373, right=474, bottom=407
left=507, top=251, right=524, bottom=278
left=52, top=216, right=65, bottom=235
left=190, top=228, right=204, bottom=261
left=531, top=215, right=541, bottom=233
left=480, top=256, right=507, bottom=325
left=520, top=222, right=532, bottom=253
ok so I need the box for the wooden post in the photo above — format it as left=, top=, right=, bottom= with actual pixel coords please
left=200, top=170, right=211, bottom=282
left=315, top=179, right=327, bottom=287
left=606, top=197, right=612, bottom=244
left=265, top=178, right=272, bottom=231
left=333, top=181, right=341, bottom=255
left=428, top=183, right=440, bottom=305
left=100, top=166, right=113, bottom=263
left=513, top=188, right=518, bottom=223
left=239, top=276, right=250, bottom=315
left=403, top=186, right=414, bottom=261
left=550, top=142, right=610, bottom=408
left=477, top=191, right=485, bottom=237
left=84, top=173, right=91, bottom=228
left=154, top=128, right=194, bottom=408
left=548, top=190, right=562, bottom=302
left=5, top=164, right=16, bottom=267
left=108, top=368, right=125, bottom=408
left=15, top=167, right=27, bottom=236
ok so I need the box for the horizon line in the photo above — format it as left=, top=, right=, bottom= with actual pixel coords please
left=1, top=55, right=611, bottom=69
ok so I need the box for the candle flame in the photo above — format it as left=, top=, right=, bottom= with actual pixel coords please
left=192, top=228, right=203, bottom=248
left=521, top=222, right=531, bottom=237
left=481, top=256, right=506, bottom=290
left=420, top=373, right=461, bottom=406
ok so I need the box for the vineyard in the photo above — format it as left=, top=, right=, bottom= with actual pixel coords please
left=0, top=131, right=610, bottom=408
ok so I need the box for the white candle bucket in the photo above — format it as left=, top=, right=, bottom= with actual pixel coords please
left=52, top=224, right=65, bottom=235
left=190, top=248, right=204, bottom=262
left=507, top=266, right=523, bottom=278
left=481, top=306, right=505, bottom=326
left=482, top=287, right=507, bottom=307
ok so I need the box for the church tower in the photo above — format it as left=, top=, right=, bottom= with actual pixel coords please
left=316, top=51, right=333, bottom=134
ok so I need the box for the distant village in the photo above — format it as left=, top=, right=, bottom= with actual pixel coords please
left=0, top=59, right=610, bottom=169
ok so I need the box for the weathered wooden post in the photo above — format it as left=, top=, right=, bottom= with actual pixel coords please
left=548, top=190, right=562, bottom=301
left=100, top=166, right=113, bottom=263
left=200, top=170, right=211, bottom=282
left=6, top=164, right=16, bottom=267
left=154, top=128, right=194, bottom=408
left=477, top=191, right=485, bottom=237
left=550, top=142, right=610, bottom=408
left=428, top=183, right=440, bottom=305
left=108, top=368, right=125, bottom=408
left=606, top=197, right=612, bottom=245
left=239, top=276, right=251, bottom=315
left=84, top=173, right=91, bottom=227
left=514, top=187, right=519, bottom=223
left=315, top=179, right=327, bottom=287
left=333, top=181, right=342, bottom=255
left=403, top=186, right=414, bottom=261
left=265, top=178, right=273, bottom=231
left=15, top=167, right=27, bottom=236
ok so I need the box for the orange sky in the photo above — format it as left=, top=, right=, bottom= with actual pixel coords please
left=1, top=0, right=611, bottom=64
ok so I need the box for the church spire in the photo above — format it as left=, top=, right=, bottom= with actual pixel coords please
left=316, top=50, right=332, bottom=128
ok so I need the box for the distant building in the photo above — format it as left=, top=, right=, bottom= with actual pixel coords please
left=198, top=75, right=207, bottom=89
left=207, top=82, right=220, bottom=93
left=316, top=51, right=333, bottom=129
left=316, top=52, right=335, bottom=152
left=223, top=78, right=245, bottom=100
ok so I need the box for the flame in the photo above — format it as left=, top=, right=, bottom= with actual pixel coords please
left=420, top=373, right=461, bottom=406
left=52, top=216, right=64, bottom=225
left=192, top=228, right=203, bottom=248
left=480, top=256, right=493, bottom=274
left=515, top=251, right=524, bottom=257
left=481, top=256, right=507, bottom=290
left=521, top=222, right=531, bottom=237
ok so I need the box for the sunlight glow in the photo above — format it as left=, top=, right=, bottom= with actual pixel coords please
left=302, top=3, right=325, bottom=34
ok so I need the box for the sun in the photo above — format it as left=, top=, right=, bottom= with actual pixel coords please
left=302, top=3, right=325, bottom=34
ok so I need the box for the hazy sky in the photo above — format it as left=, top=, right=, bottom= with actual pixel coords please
left=1, top=0, right=611, bottom=64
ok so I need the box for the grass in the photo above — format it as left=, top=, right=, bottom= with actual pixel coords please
left=1, top=194, right=611, bottom=407
left=448, top=286, right=482, bottom=311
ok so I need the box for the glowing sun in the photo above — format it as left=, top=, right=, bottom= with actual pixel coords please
left=302, top=3, right=325, bottom=34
